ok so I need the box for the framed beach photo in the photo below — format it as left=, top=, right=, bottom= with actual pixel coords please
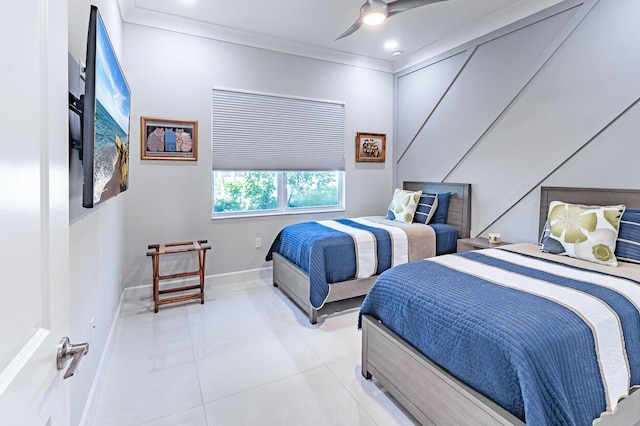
left=141, top=117, right=198, bottom=161
left=355, top=132, right=386, bottom=162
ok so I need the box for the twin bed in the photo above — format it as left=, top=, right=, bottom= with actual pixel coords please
left=267, top=182, right=471, bottom=324
left=360, top=186, right=640, bottom=425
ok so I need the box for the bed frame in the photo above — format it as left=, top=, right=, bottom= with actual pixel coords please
left=272, top=181, right=472, bottom=324
left=362, top=186, right=640, bottom=425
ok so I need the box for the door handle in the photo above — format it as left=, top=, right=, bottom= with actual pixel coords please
left=56, top=337, right=89, bottom=379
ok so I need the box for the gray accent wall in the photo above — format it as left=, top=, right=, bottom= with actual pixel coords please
left=395, top=0, right=640, bottom=243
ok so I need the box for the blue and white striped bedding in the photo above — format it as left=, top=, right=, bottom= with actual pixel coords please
left=359, top=244, right=640, bottom=425
left=267, top=217, right=449, bottom=309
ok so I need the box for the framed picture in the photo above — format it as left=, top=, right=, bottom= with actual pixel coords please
left=141, top=117, right=198, bottom=161
left=356, top=132, right=386, bottom=162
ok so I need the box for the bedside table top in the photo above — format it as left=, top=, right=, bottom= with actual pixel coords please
left=458, top=237, right=512, bottom=250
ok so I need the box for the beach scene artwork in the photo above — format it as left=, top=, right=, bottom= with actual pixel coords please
left=93, top=15, right=131, bottom=205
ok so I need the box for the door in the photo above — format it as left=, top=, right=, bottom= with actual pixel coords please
left=0, top=0, right=71, bottom=424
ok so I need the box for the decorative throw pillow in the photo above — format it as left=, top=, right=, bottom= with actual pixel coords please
left=538, top=219, right=551, bottom=246
left=413, top=193, right=438, bottom=224
left=430, top=192, right=451, bottom=224
left=539, top=201, right=626, bottom=266
left=386, top=189, right=422, bottom=223
left=615, top=209, right=640, bottom=264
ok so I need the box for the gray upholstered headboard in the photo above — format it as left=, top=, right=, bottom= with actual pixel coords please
left=403, top=181, right=472, bottom=239
left=539, top=186, right=640, bottom=236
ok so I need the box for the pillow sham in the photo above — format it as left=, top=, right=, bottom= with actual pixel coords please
left=539, top=201, right=626, bottom=266
left=615, top=209, right=640, bottom=264
left=430, top=192, right=451, bottom=224
left=386, top=189, right=422, bottom=223
left=413, top=193, right=438, bottom=224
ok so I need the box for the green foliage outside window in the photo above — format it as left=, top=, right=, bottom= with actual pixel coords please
left=213, top=172, right=276, bottom=213
left=213, top=171, right=341, bottom=214
left=287, top=172, right=338, bottom=208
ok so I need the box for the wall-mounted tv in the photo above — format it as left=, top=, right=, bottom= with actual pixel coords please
left=81, top=5, right=131, bottom=208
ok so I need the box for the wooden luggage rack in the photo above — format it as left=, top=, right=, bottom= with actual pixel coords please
left=146, top=240, right=211, bottom=313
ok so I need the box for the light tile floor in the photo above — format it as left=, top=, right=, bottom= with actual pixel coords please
left=92, top=277, right=417, bottom=425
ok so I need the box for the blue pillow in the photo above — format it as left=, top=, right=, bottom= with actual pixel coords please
left=413, top=193, right=438, bottom=224
left=430, top=192, right=451, bottom=224
left=615, top=209, right=640, bottom=264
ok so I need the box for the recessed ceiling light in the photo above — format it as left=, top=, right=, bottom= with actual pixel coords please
left=392, top=51, right=404, bottom=56
left=384, top=41, right=399, bottom=50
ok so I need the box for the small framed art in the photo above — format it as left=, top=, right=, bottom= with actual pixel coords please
left=355, top=132, right=386, bottom=162
left=141, top=117, right=198, bottom=161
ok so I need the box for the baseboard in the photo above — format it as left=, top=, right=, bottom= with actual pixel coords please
left=123, top=266, right=274, bottom=301
left=78, top=291, right=125, bottom=426
left=207, top=266, right=273, bottom=286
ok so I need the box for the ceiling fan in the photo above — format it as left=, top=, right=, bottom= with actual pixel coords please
left=336, top=0, right=448, bottom=40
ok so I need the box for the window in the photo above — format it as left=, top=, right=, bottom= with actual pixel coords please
left=212, top=171, right=343, bottom=216
left=211, top=88, right=345, bottom=218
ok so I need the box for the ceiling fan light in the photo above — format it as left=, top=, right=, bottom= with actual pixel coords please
left=363, top=11, right=387, bottom=25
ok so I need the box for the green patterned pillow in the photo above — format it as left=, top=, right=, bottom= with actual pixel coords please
left=386, top=189, right=422, bottom=223
left=540, top=201, right=626, bottom=266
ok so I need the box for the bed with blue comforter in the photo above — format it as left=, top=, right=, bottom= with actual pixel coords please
left=267, top=181, right=472, bottom=324
left=267, top=216, right=457, bottom=309
left=360, top=243, right=640, bottom=425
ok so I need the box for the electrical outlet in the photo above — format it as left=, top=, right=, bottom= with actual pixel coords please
left=255, top=237, right=262, bottom=248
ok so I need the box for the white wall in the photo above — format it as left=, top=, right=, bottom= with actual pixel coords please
left=68, top=1, right=126, bottom=424
left=120, top=24, right=394, bottom=288
left=395, top=0, right=640, bottom=244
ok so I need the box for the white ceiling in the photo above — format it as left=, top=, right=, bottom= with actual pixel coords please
left=116, top=0, right=564, bottom=72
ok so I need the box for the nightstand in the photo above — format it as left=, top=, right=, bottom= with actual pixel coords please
left=457, top=237, right=512, bottom=253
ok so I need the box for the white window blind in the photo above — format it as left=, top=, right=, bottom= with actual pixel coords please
left=212, top=88, right=345, bottom=171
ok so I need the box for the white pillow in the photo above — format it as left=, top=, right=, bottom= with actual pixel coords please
left=386, top=189, right=422, bottom=223
left=539, top=201, right=625, bottom=266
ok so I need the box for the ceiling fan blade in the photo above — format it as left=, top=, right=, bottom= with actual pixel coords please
left=335, top=0, right=385, bottom=41
left=387, top=0, right=448, bottom=17
left=336, top=0, right=444, bottom=41
left=335, top=18, right=363, bottom=41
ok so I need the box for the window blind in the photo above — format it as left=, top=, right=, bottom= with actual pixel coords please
left=212, top=88, right=345, bottom=171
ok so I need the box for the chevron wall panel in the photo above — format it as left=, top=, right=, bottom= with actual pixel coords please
left=394, top=0, right=640, bottom=241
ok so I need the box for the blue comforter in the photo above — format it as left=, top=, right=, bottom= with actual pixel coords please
left=267, top=218, right=399, bottom=308
left=267, top=218, right=450, bottom=309
left=359, top=247, right=640, bottom=425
